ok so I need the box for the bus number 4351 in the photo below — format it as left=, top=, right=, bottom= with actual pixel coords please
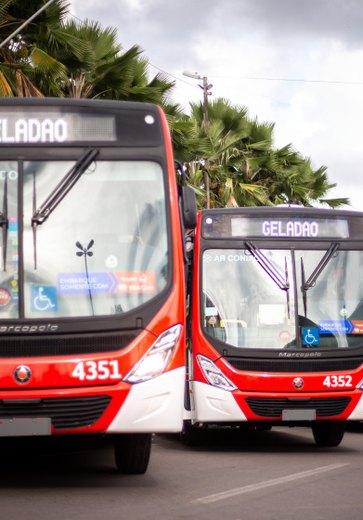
left=72, top=360, right=122, bottom=381
left=322, top=375, right=353, bottom=388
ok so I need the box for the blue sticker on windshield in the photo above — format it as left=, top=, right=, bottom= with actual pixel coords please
left=302, top=327, right=320, bottom=346
left=31, top=286, right=58, bottom=312
left=8, top=222, right=18, bottom=233
left=57, top=271, right=157, bottom=295
left=58, top=272, right=115, bottom=295
left=319, top=320, right=354, bottom=334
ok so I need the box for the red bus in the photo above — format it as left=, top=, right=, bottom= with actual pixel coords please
left=0, top=98, right=195, bottom=473
left=185, top=206, right=363, bottom=446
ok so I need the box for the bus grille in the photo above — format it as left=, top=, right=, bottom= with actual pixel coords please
left=245, top=397, right=351, bottom=418
left=0, top=332, right=137, bottom=358
left=225, top=357, right=363, bottom=373
left=0, top=395, right=112, bottom=430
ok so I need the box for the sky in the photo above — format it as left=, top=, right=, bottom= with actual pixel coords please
left=70, top=0, right=363, bottom=210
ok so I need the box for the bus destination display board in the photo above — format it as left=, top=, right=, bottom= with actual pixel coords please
left=203, top=214, right=355, bottom=240
left=0, top=111, right=116, bottom=144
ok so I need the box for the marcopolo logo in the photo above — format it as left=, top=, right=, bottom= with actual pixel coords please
left=0, top=323, right=59, bottom=334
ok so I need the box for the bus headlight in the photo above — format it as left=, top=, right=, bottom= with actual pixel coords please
left=124, top=325, right=182, bottom=384
left=197, top=354, right=237, bottom=392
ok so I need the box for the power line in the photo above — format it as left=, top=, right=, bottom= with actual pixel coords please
left=210, top=74, right=363, bottom=86
left=68, top=12, right=197, bottom=88
left=149, top=63, right=195, bottom=85
left=150, top=64, right=363, bottom=90
left=150, top=62, right=363, bottom=87
left=69, top=11, right=363, bottom=88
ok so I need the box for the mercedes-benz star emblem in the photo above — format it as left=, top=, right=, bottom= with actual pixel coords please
left=14, top=365, right=32, bottom=384
left=293, top=377, right=304, bottom=390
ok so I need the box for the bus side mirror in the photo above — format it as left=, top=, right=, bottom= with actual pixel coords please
left=181, top=185, right=197, bottom=229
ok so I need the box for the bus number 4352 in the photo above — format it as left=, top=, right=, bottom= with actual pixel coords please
left=322, top=375, right=353, bottom=388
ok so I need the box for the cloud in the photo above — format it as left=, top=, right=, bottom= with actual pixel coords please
left=215, top=0, right=363, bottom=48
left=69, top=0, right=363, bottom=210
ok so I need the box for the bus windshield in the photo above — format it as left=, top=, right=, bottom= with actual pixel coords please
left=0, top=159, right=168, bottom=319
left=202, top=246, right=363, bottom=350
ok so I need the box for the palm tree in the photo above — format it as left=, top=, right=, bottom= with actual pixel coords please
left=248, top=143, right=349, bottom=207
left=0, top=2, right=350, bottom=209
left=0, top=0, right=70, bottom=96
left=48, top=18, right=175, bottom=102
left=176, top=98, right=349, bottom=209
left=0, top=1, right=175, bottom=103
left=177, top=98, right=274, bottom=208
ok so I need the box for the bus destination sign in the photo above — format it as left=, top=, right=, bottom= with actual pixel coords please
left=203, top=215, right=351, bottom=240
left=0, top=111, right=116, bottom=144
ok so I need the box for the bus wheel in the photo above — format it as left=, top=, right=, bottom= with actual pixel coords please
left=114, top=433, right=152, bottom=474
left=311, top=421, right=345, bottom=447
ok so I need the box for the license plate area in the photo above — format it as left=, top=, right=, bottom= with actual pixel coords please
left=282, top=409, right=316, bottom=421
left=0, top=417, right=51, bottom=436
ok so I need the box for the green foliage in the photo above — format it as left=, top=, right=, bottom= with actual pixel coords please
left=0, top=0, right=174, bottom=103
left=0, top=0, right=348, bottom=208
left=171, top=98, right=349, bottom=209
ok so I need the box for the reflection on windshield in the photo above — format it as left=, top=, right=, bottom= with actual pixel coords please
left=31, top=149, right=99, bottom=270
left=244, top=241, right=289, bottom=290
left=31, top=149, right=99, bottom=228
left=0, top=162, right=18, bottom=318
left=245, top=241, right=291, bottom=321
left=202, top=248, right=363, bottom=351
left=0, top=173, right=8, bottom=271
left=301, top=242, right=339, bottom=318
left=21, top=160, right=168, bottom=319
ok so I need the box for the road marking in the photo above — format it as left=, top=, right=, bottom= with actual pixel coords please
left=194, top=463, right=348, bottom=504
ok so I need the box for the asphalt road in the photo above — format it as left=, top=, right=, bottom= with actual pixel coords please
left=0, top=425, right=362, bottom=520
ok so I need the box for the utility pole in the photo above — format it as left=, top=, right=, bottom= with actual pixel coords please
left=183, top=71, right=213, bottom=134
left=183, top=71, right=213, bottom=208
left=200, top=75, right=213, bottom=134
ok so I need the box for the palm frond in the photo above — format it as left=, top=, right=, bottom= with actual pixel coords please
left=0, top=69, right=13, bottom=95
left=15, top=68, right=43, bottom=96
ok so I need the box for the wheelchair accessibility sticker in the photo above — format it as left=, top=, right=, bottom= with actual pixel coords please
left=31, top=286, right=58, bottom=313
left=302, top=327, right=320, bottom=346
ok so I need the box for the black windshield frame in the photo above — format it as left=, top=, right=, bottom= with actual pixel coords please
left=0, top=150, right=175, bottom=334
left=197, top=208, right=363, bottom=358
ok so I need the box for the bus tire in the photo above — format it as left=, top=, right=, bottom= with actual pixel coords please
left=311, top=421, right=345, bottom=447
left=114, top=433, right=152, bottom=474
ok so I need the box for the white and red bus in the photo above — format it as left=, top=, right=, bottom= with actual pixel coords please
left=185, top=206, right=363, bottom=446
left=0, top=98, right=195, bottom=473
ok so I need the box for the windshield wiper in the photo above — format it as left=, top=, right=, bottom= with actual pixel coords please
left=301, top=257, right=307, bottom=317
left=300, top=243, right=339, bottom=317
left=302, top=242, right=339, bottom=291
left=31, top=148, right=99, bottom=269
left=0, top=174, right=8, bottom=271
left=285, top=256, right=290, bottom=320
left=245, top=241, right=289, bottom=291
left=32, top=148, right=99, bottom=226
